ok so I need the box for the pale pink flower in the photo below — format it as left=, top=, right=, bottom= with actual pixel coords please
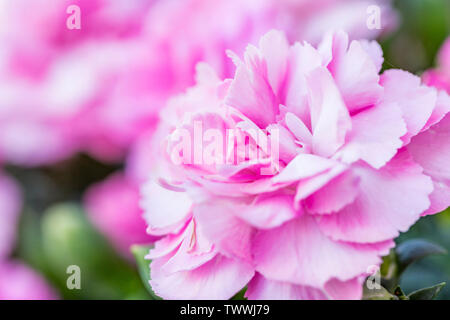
left=84, top=173, right=155, bottom=258
left=141, top=30, right=450, bottom=300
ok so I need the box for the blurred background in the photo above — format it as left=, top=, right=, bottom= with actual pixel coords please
left=0, top=0, right=449, bottom=299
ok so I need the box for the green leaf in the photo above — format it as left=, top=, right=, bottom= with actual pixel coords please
left=408, top=282, right=446, bottom=300
left=131, top=244, right=161, bottom=300
left=379, top=249, right=399, bottom=292
left=41, top=203, right=150, bottom=299
left=363, top=284, right=398, bottom=300
left=396, top=239, right=447, bottom=274
left=231, top=287, right=247, bottom=300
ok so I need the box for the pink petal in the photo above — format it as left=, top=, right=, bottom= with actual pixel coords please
left=272, top=153, right=338, bottom=184
left=225, top=46, right=277, bottom=128
left=360, top=40, right=384, bottom=73
left=422, top=181, right=450, bottom=216
left=302, top=169, right=360, bottom=214
left=318, top=151, right=433, bottom=243
left=333, top=40, right=383, bottom=113
left=336, top=102, right=406, bottom=169
left=141, top=180, right=192, bottom=235
left=150, top=254, right=254, bottom=300
left=245, top=273, right=326, bottom=300
left=306, top=67, right=352, bottom=157
left=421, top=90, right=450, bottom=132
left=253, top=214, right=393, bottom=287
left=245, top=273, right=363, bottom=300
left=285, top=42, right=323, bottom=126
left=324, top=277, right=364, bottom=300
left=294, top=164, right=348, bottom=210
left=381, top=70, right=437, bottom=143
left=156, top=221, right=216, bottom=275
left=194, top=200, right=254, bottom=261
left=408, top=113, right=450, bottom=182
left=258, top=30, right=290, bottom=96
left=233, top=194, right=299, bottom=229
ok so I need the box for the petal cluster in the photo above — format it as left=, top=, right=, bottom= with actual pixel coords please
left=142, top=30, right=450, bottom=300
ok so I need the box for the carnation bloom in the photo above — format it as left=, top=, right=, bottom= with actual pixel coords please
left=84, top=173, right=155, bottom=258
left=141, top=30, right=450, bottom=300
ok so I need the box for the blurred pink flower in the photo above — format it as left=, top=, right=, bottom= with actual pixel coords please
left=0, top=0, right=157, bottom=165
left=273, top=0, right=397, bottom=44
left=0, top=261, right=57, bottom=300
left=423, top=38, right=450, bottom=93
left=141, top=30, right=450, bottom=300
left=0, top=0, right=396, bottom=166
left=84, top=173, right=154, bottom=258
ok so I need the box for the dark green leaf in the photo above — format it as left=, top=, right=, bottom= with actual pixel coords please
left=408, top=282, right=446, bottom=300
left=231, top=287, right=247, bottom=300
left=396, top=239, right=447, bottom=274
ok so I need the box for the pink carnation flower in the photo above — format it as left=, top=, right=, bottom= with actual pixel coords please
left=141, top=30, right=450, bottom=300
left=84, top=173, right=155, bottom=258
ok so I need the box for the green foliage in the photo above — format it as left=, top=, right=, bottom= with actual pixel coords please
left=363, top=239, right=447, bottom=300
left=17, top=203, right=151, bottom=300
left=408, top=282, right=446, bottom=300
left=396, top=239, right=447, bottom=274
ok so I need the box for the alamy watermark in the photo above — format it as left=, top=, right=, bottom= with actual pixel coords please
left=168, top=121, right=280, bottom=176
left=366, top=5, right=382, bottom=30
left=66, top=265, right=81, bottom=290
left=366, top=265, right=382, bottom=290
left=66, top=5, right=81, bottom=30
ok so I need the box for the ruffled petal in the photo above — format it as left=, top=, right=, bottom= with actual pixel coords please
left=253, top=214, right=393, bottom=287
left=318, top=151, right=433, bottom=243
left=141, top=180, right=192, bottom=235
left=150, top=254, right=254, bottom=300
left=336, top=102, right=406, bottom=169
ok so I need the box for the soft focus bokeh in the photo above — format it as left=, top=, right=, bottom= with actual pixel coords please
left=0, top=0, right=449, bottom=299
